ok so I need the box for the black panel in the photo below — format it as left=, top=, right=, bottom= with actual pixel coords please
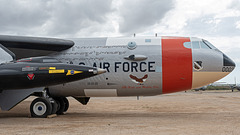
left=8, top=48, right=55, bottom=59
left=73, top=97, right=90, bottom=105
left=0, top=35, right=74, bottom=51
left=223, top=54, right=235, bottom=67
left=0, top=35, right=75, bottom=59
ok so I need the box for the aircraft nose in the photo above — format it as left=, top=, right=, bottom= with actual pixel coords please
left=223, top=54, right=235, bottom=67
left=191, top=51, right=235, bottom=89
left=97, top=68, right=107, bottom=74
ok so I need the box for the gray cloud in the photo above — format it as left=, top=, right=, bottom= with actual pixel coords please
left=0, top=0, right=238, bottom=39
left=0, top=0, right=114, bottom=37
left=229, top=0, right=240, bottom=10
left=0, top=1, right=50, bottom=33
left=118, top=0, right=174, bottom=34
left=0, top=0, right=174, bottom=37
left=46, top=0, right=114, bottom=36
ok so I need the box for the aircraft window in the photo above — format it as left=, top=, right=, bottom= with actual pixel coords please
left=200, top=41, right=210, bottom=49
left=183, top=42, right=191, bottom=48
left=203, top=40, right=216, bottom=49
left=192, top=41, right=200, bottom=49
left=145, top=39, right=151, bottom=42
left=127, top=41, right=137, bottom=50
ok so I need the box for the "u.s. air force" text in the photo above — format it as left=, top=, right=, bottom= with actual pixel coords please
left=75, top=61, right=156, bottom=72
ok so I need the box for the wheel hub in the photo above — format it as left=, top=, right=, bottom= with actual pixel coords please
left=33, top=101, right=47, bottom=116
left=38, top=106, right=43, bottom=111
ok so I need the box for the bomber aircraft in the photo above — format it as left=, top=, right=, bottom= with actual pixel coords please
left=0, top=35, right=235, bottom=118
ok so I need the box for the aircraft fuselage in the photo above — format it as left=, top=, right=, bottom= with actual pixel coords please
left=48, top=36, right=235, bottom=97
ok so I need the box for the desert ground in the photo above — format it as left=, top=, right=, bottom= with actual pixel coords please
left=1, top=90, right=240, bottom=135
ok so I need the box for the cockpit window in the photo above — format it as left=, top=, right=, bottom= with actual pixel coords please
left=184, top=40, right=215, bottom=50
left=203, top=40, right=216, bottom=49
left=192, top=41, right=200, bottom=49
left=200, top=41, right=211, bottom=49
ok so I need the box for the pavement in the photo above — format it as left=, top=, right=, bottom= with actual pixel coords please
left=1, top=90, right=240, bottom=135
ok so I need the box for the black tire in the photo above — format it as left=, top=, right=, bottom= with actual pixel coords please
left=30, top=98, right=52, bottom=118
left=62, top=97, right=69, bottom=112
left=51, top=100, right=58, bottom=114
left=55, top=97, right=65, bottom=115
left=55, top=99, right=60, bottom=111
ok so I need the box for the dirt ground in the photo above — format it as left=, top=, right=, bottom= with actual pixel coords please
left=1, top=90, right=240, bottom=135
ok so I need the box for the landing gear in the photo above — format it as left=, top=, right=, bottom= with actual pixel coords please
left=63, top=97, right=69, bottom=112
left=30, top=97, right=52, bottom=118
left=51, top=100, right=59, bottom=114
left=55, top=97, right=69, bottom=115
left=30, top=90, right=69, bottom=118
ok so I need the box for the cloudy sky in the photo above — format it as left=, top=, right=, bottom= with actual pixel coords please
left=0, top=0, right=240, bottom=83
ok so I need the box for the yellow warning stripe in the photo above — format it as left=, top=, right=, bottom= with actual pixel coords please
left=49, top=67, right=56, bottom=70
left=49, top=69, right=65, bottom=74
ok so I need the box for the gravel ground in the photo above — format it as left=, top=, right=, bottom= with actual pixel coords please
left=1, top=90, right=240, bottom=135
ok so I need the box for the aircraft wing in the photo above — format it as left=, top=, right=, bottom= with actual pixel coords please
left=0, top=35, right=74, bottom=60
left=0, top=87, right=44, bottom=111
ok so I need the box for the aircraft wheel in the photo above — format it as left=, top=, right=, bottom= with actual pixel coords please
left=30, top=98, right=52, bottom=118
left=55, top=97, right=69, bottom=115
left=55, top=97, right=65, bottom=115
left=51, top=100, right=58, bottom=114
left=62, top=97, right=69, bottom=112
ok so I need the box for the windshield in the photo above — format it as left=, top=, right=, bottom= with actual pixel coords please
left=202, top=39, right=221, bottom=52
left=203, top=40, right=216, bottom=49
left=183, top=39, right=220, bottom=51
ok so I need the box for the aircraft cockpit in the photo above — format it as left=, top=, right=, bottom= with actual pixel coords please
left=184, top=38, right=220, bottom=52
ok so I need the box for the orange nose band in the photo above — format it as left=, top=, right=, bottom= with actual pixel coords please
left=162, top=37, right=192, bottom=94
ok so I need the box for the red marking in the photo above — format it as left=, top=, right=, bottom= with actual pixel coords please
left=162, top=37, right=192, bottom=94
left=17, top=59, right=32, bottom=62
left=27, top=73, right=35, bottom=80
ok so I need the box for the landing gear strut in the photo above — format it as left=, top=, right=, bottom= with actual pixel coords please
left=30, top=90, right=69, bottom=118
